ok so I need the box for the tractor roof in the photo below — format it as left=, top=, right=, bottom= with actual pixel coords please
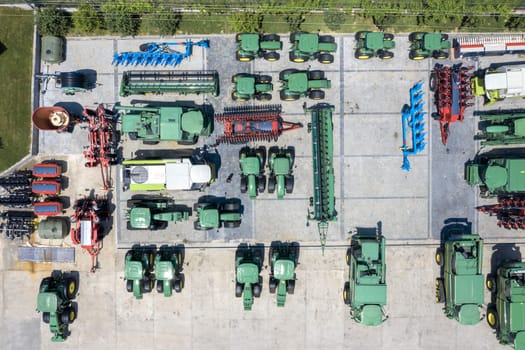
left=236, top=76, right=256, bottom=95
left=239, top=33, right=260, bottom=51
left=286, top=72, right=308, bottom=92
left=273, top=259, right=295, bottom=280
left=240, top=156, right=261, bottom=174
left=37, top=292, right=59, bottom=312
left=237, top=263, right=259, bottom=284
left=360, top=304, right=383, bottom=326
left=361, top=241, right=380, bottom=261
left=365, top=32, right=387, bottom=50
left=155, top=260, right=175, bottom=280
left=424, top=33, right=446, bottom=50
left=452, top=274, right=484, bottom=305
left=296, top=33, right=319, bottom=52
left=125, top=260, right=145, bottom=280
left=199, top=207, right=219, bottom=227
left=272, top=157, right=291, bottom=175
left=457, top=304, right=481, bottom=325
left=130, top=207, right=151, bottom=229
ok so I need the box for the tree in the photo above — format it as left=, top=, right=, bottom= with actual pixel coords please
left=73, top=3, right=103, bottom=34
left=280, top=0, right=321, bottom=32
left=102, top=0, right=154, bottom=37
left=156, top=7, right=182, bottom=36
left=35, top=6, right=71, bottom=36
left=229, top=10, right=264, bottom=33
left=323, top=9, right=346, bottom=31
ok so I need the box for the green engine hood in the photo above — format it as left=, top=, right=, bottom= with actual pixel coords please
left=155, top=261, right=174, bottom=280
left=237, top=263, right=259, bottom=284
left=199, top=208, right=219, bottom=228
left=129, top=208, right=151, bottom=229
left=272, top=157, right=291, bottom=175
left=297, top=33, right=319, bottom=52
left=359, top=304, right=383, bottom=326
left=287, top=73, right=308, bottom=93
left=239, top=33, right=260, bottom=51
left=125, top=260, right=145, bottom=280
left=274, top=259, right=295, bottom=280
left=240, top=156, right=261, bottom=175
left=236, top=76, right=256, bottom=95
left=457, top=304, right=480, bottom=325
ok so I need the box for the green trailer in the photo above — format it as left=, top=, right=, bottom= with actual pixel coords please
left=36, top=271, right=78, bottom=342
left=486, top=261, right=525, bottom=350
left=126, top=195, right=190, bottom=230
left=435, top=234, right=484, bottom=325
left=268, top=146, right=294, bottom=199
left=235, top=245, right=263, bottom=310
left=269, top=242, right=298, bottom=307
left=231, top=73, right=273, bottom=101
left=119, top=70, right=219, bottom=97
left=117, top=105, right=212, bottom=145
left=239, top=147, right=266, bottom=199
left=465, top=156, right=525, bottom=196
left=408, top=32, right=450, bottom=60
left=289, top=32, right=337, bottom=64
left=154, top=248, right=183, bottom=297
left=124, top=248, right=155, bottom=300
left=279, top=69, right=331, bottom=101
left=343, top=230, right=387, bottom=326
left=475, top=112, right=525, bottom=146
left=354, top=31, right=395, bottom=59
left=236, top=33, right=282, bottom=61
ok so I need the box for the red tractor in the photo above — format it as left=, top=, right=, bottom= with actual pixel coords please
left=430, top=64, right=474, bottom=145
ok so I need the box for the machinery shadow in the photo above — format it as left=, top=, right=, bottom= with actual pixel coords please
left=437, top=218, right=472, bottom=277
left=236, top=242, right=266, bottom=271
left=269, top=241, right=300, bottom=269
left=472, top=147, right=525, bottom=160
left=196, top=195, right=244, bottom=214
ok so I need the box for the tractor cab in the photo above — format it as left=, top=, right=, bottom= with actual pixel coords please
left=129, top=208, right=152, bottom=229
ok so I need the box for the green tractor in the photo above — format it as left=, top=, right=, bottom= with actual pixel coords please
left=289, top=32, right=337, bottom=64
left=124, top=248, right=155, bottom=300
left=36, top=271, right=78, bottom=342
left=231, top=73, right=273, bottom=102
left=279, top=69, right=331, bottom=101
left=435, top=233, right=484, bottom=325
left=465, top=156, right=525, bottom=197
left=268, top=146, right=294, bottom=199
left=154, top=247, right=183, bottom=297
left=240, top=146, right=266, bottom=199
left=117, top=105, right=213, bottom=145
left=343, top=231, right=387, bottom=326
left=194, top=199, right=242, bottom=230
left=126, top=195, right=190, bottom=230
left=408, top=32, right=451, bottom=60
left=486, top=260, right=525, bottom=350
left=235, top=33, right=282, bottom=62
left=354, top=31, right=395, bottom=59
left=235, top=245, right=263, bottom=311
left=475, top=113, right=525, bottom=146
left=269, top=242, right=298, bottom=307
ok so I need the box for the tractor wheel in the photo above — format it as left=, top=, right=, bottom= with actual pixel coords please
left=441, top=34, right=449, bottom=41
left=156, top=280, right=164, bottom=293
left=61, top=312, right=70, bottom=325
left=263, top=51, right=280, bottom=61
left=256, top=93, right=272, bottom=101
left=279, top=68, right=298, bottom=81
left=143, top=140, right=160, bottom=145
left=346, top=248, right=351, bottom=266
left=231, top=220, right=242, bottom=228
left=235, top=283, right=243, bottom=298
left=232, top=91, right=247, bottom=102
left=280, top=90, right=300, bottom=101
left=268, top=176, right=276, bottom=193
left=253, top=283, right=262, bottom=298
left=194, top=202, right=207, bottom=211
left=379, top=50, right=394, bottom=60
left=355, top=48, right=371, bottom=60
left=174, top=278, right=183, bottom=293
left=223, top=201, right=237, bottom=212
left=487, top=307, right=498, bottom=329
left=67, top=307, right=76, bottom=323
left=435, top=278, right=445, bottom=303
left=289, top=51, right=307, bottom=63
left=429, top=73, right=438, bottom=92
left=486, top=275, right=497, bottom=292
left=435, top=248, right=444, bottom=266
left=232, top=73, right=251, bottom=83
left=240, top=175, right=248, bottom=193
left=236, top=50, right=253, bottom=62
left=343, top=282, right=351, bottom=305
left=408, top=32, right=425, bottom=42
left=126, top=280, right=133, bottom=293
left=143, top=279, right=153, bottom=293
left=319, top=35, right=335, bottom=43
left=42, top=312, right=50, bottom=324
left=257, top=75, right=272, bottom=84
left=224, top=220, right=237, bottom=228
left=194, top=220, right=205, bottom=231
left=286, top=279, right=295, bottom=294
left=257, top=175, right=266, bottom=193
left=139, top=43, right=154, bottom=52
left=409, top=50, right=426, bottom=60
left=263, top=34, right=280, bottom=42
left=39, top=277, right=52, bottom=292
left=318, top=53, right=334, bottom=64
left=433, top=51, right=449, bottom=60
left=309, top=90, right=325, bottom=100
left=354, top=31, right=369, bottom=40
left=269, top=277, right=277, bottom=294
left=65, top=278, right=77, bottom=300
left=285, top=175, right=294, bottom=194
left=128, top=132, right=138, bottom=141
left=309, top=70, right=325, bottom=80
left=384, top=33, right=394, bottom=41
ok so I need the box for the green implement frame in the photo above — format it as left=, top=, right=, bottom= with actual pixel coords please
left=306, top=104, right=336, bottom=252
left=119, top=70, right=219, bottom=97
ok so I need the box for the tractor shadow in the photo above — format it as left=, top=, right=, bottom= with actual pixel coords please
left=488, top=243, right=522, bottom=304
left=235, top=242, right=266, bottom=280
left=196, top=195, right=244, bottom=214
left=436, top=218, right=472, bottom=277
left=269, top=241, right=300, bottom=270
left=471, top=147, right=525, bottom=160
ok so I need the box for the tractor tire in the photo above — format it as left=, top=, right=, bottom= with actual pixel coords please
left=39, top=277, right=52, bottom=292
left=268, top=176, right=276, bottom=193
left=257, top=175, right=266, bottom=193
left=257, top=75, right=272, bottom=84
left=269, top=277, right=277, bottom=294
left=127, top=132, right=138, bottom=141
left=193, top=220, right=205, bottom=231
left=42, top=312, right=50, bottom=324
left=280, top=90, right=300, bottom=101
left=429, top=73, right=438, bottom=92
left=433, top=51, right=449, bottom=60
left=441, top=34, right=449, bottom=41
left=309, top=70, right=325, bottom=80
left=289, top=51, right=307, bottom=63
left=379, top=50, right=394, bottom=60
left=319, top=35, right=335, bottom=43
left=143, top=279, right=152, bottom=293
left=408, top=32, right=425, bottom=42
left=318, top=53, right=334, bottom=64
left=279, top=68, right=298, bottom=81
left=232, top=91, right=247, bottom=102
left=384, top=33, right=394, bottom=41
left=236, top=50, right=253, bottom=62
left=156, top=280, right=164, bottom=293
left=174, top=278, right=183, bottom=293
left=435, top=248, right=444, bottom=266
left=253, top=283, right=262, bottom=298
left=193, top=202, right=208, bottom=211
left=435, top=278, right=445, bottom=303
left=263, top=51, right=280, bottom=61
left=263, top=34, right=280, bottom=42
left=285, top=175, right=294, bottom=194
left=65, top=278, right=77, bottom=300
left=486, top=275, right=497, bottom=292
left=61, top=312, right=70, bottom=325
left=126, top=280, right=133, bottom=293
left=343, top=282, right=351, bottom=304
left=255, top=93, right=272, bottom=101
left=286, top=279, right=295, bottom=294
left=346, top=248, right=351, bottom=266
left=139, top=43, right=154, bottom=52
left=257, top=146, right=267, bottom=167
left=224, top=220, right=237, bottom=228
left=409, top=50, right=426, bottom=60
left=232, top=73, right=251, bottom=83
left=309, top=90, right=325, bottom=100
left=224, top=201, right=238, bottom=212
left=67, top=307, right=76, bottom=324
left=487, top=306, right=498, bottom=329
left=240, top=175, right=248, bottom=193
left=143, top=140, right=160, bottom=145
left=235, top=283, right=243, bottom=298
left=231, top=220, right=242, bottom=228
left=354, top=31, right=369, bottom=40
left=355, top=48, right=371, bottom=60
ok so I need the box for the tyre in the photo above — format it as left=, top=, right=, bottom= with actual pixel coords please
left=263, top=34, right=280, bottom=42
left=343, top=282, right=350, bottom=304
left=354, top=31, right=369, bottom=40
left=235, top=283, right=243, bottom=297
left=128, top=132, right=138, bottom=141
left=285, top=175, right=294, bottom=193
left=433, top=51, right=449, bottom=59
left=231, top=92, right=247, bottom=102
left=346, top=248, right=351, bottom=266
left=309, top=70, right=325, bottom=80
left=257, top=175, right=266, bottom=193
left=290, top=51, right=307, bottom=63
left=435, top=278, right=445, bottom=303
left=318, top=53, right=334, bottom=64
left=263, top=51, right=280, bottom=61
left=194, top=220, right=205, bottom=231
left=224, top=220, right=237, bottom=228
left=279, top=69, right=298, bottom=81
left=126, top=279, right=133, bottom=293
left=143, top=279, right=152, bottom=293
left=224, top=201, right=237, bottom=212
left=42, top=312, right=50, bottom=324
left=286, top=279, right=295, bottom=294
left=408, top=32, right=425, bottom=42
left=429, top=73, right=438, bottom=92
left=319, top=35, right=335, bottom=43
left=256, top=93, right=272, bottom=101
left=379, top=50, right=394, bottom=59
left=409, top=50, right=426, bottom=60
left=487, top=307, right=498, bottom=329
left=67, top=307, right=76, bottom=323
left=65, top=278, right=77, bottom=300
left=236, top=50, right=253, bottom=62
left=39, top=277, right=52, bottom=292
left=355, top=48, right=371, bottom=60
left=268, top=176, right=276, bottom=193
left=486, top=275, right=497, bottom=292
left=231, top=220, right=241, bottom=228
left=253, top=283, right=262, bottom=298
left=61, top=312, right=70, bottom=325
left=174, top=278, right=183, bottom=293
left=280, top=90, right=300, bottom=101
left=269, top=277, right=277, bottom=293
left=240, top=175, right=248, bottom=193
left=157, top=280, right=164, bottom=293
left=139, top=43, right=154, bottom=52
left=383, top=33, right=394, bottom=41
left=309, top=90, right=325, bottom=100
left=435, top=248, right=444, bottom=266
left=441, top=34, right=449, bottom=41
left=257, top=75, right=272, bottom=84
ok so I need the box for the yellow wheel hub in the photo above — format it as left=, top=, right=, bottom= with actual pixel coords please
left=488, top=312, right=496, bottom=327
left=68, top=281, right=76, bottom=294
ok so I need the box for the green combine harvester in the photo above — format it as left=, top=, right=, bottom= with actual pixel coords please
left=119, top=70, right=219, bottom=97
left=354, top=31, right=395, bottom=59
left=117, top=105, right=212, bottom=145
left=268, top=146, right=294, bottom=199
left=124, top=248, right=154, bottom=300
left=475, top=112, right=525, bottom=146
left=235, top=33, right=282, bottom=61
left=343, top=230, right=387, bottom=326
left=408, top=32, right=450, bottom=60
left=289, top=32, right=337, bottom=64
left=435, top=233, right=484, bottom=325
left=279, top=69, right=331, bottom=101
left=194, top=199, right=242, bottom=230
left=486, top=261, right=525, bottom=350
left=465, top=156, right=525, bottom=196
left=239, top=147, right=266, bottom=199
left=126, top=195, right=189, bottom=230
left=235, top=245, right=263, bottom=310
left=154, top=247, right=183, bottom=297
left=269, top=242, right=298, bottom=307
left=307, top=104, right=336, bottom=251
left=36, top=271, right=78, bottom=342
left=231, top=73, right=273, bottom=101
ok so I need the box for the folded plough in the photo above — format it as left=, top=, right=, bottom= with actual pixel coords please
left=430, top=64, right=474, bottom=145
left=401, top=81, right=426, bottom=171
left=112, top=39, right=209, bottom=67
left=214, top=104, right=302, bottom=144
left=478, top=196, right=525, bottom=230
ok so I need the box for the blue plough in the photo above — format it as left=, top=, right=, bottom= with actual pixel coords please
left=400, top=81, right=426, bottom=171
left=112, top=39, right=209, bottom=67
